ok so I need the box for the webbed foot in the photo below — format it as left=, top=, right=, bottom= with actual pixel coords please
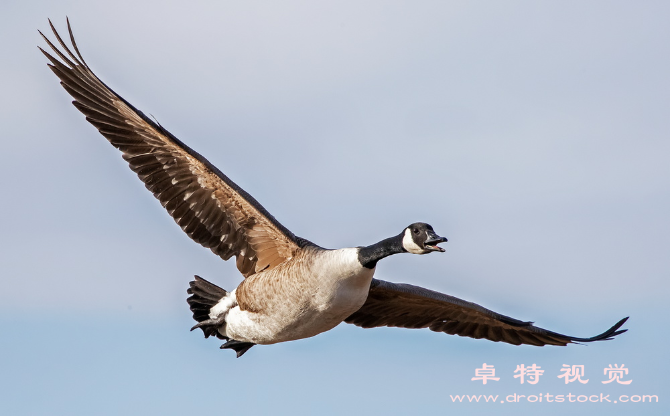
left=220, top=340, right=256, bottom=358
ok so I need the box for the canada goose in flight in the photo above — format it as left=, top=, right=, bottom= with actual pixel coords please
left=40, top=19, right=628, bottom=358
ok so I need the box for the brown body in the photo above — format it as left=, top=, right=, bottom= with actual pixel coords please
left=223, top=247, right=375, bottom=345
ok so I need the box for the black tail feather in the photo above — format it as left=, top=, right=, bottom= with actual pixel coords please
left=187, top=275, right=227, bottom=339
left=187, top=275, right=256, bottom=356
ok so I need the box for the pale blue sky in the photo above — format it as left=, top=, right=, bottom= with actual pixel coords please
left=1, top=1, right=668, bottom=415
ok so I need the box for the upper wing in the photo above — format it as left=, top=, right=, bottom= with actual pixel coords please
left=39, top=19, right=306, bottom=277
left=345, top=279, right=628, bottom=346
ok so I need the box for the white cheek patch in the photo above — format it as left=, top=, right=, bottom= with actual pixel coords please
left=402, top=229, right=425, bottom=254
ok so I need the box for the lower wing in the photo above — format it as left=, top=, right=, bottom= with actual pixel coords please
left=345, top=278, right=628, bottom=346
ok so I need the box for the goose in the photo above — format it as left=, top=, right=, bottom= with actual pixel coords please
left=39, top=19, right=628, bottom=358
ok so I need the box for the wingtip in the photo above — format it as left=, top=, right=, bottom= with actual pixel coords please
left=37, top=29, right=49, bottom=44
left=588, top=316, right=630, bottom=343
left=558, top=315, right=629, bottom=345
left=611, top=328, right=628, bottom=337
left=609, top=316, right=629, bottom=333
left=48, top=18, right=57, bottom=34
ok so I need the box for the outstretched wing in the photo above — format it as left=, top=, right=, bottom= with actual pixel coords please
left=345, top=279, right=628, bottom=346
left=39, top=19, right=306, bottom=277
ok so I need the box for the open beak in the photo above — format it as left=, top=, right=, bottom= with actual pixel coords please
left=424, top=232, right=448, bottom=252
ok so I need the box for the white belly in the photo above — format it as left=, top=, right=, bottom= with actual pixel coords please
left=223, top=248, right=375, bottom=344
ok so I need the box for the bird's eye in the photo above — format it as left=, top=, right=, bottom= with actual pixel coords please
left=413, top=228, right=419, bottom=235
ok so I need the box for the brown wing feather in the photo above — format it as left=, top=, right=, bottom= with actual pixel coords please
left=345, top=279, right=628, bottom=346
left=40, top=19, right=305, bottom=277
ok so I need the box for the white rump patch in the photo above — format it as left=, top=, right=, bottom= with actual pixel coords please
left=402, top=228, right=425, bottom=254
left=209, top=290, right=237, bottom=319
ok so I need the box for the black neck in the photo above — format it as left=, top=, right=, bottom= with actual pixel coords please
left=358, top=233, right=406, bottom=269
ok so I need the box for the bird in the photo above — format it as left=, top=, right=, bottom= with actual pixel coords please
left=39, top=19, right=628, bottom=358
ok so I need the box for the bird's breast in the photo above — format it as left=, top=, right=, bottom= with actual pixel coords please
left=308, top=248, right=375, bottom=316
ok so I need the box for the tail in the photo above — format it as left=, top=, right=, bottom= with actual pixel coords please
left=186, top=275, right=256, bottom=357
left=186, top=275, right=228, bottom=339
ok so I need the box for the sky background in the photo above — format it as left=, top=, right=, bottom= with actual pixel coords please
left=1, top=1, right=669, bottom=415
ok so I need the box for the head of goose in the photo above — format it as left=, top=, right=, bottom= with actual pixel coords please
left=401, top=222, right=448, bottom=254
left=357, top=222, right=448, bottom=269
